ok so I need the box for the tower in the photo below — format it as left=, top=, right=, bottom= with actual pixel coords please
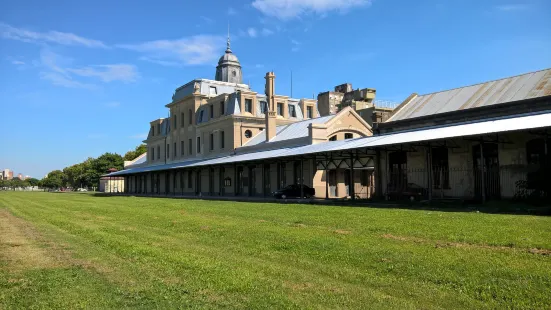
left=215, top=31, right=243, bottom=84
left=265, top=72, right=277, bottom=142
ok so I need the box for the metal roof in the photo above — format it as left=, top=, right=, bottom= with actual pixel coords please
left=106, top=111, right=551, bottom=176
left=389, top=69, right=551, bottom=122
left=243, top=114, right=336, bottom=147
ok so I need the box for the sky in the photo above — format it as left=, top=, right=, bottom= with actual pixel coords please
left=0, top=0, right=550, bottom=178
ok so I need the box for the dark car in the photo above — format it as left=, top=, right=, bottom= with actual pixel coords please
left=273, top=184, right=315, bottom=199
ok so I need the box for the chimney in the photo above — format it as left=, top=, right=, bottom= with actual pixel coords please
left=265, top=72, right=277, bottom=142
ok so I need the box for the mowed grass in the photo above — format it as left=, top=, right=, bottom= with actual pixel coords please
left=0, top=192, right=550, bottom=309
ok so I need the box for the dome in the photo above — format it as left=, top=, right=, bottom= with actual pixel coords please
left=215, top=36, right=243, bottom=84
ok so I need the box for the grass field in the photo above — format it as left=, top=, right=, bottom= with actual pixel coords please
left=0, top=192, right=550, bottom=309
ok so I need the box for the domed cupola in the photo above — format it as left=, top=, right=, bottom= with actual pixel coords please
left=215, top=34, right=243, bottom=84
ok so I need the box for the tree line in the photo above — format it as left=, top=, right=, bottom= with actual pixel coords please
left=21, top=144, right=147, bottom=190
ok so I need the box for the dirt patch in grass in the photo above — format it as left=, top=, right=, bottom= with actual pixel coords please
left=334, top=229, right=352, bottom=235
left=0, top=209, right=61, bottom=271
left=382, top=234, right=551, bottom=256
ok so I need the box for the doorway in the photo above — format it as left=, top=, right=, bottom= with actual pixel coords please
left=473, top=143, right=500, bottom=199
left=328, top=170, right=337, bottom=197
left=344, top=169, right=351, bottom=197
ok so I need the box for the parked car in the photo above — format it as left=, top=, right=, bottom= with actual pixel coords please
left=77, top=188, right=88, bottom=192
left=273, top=184, right=315, bottom=199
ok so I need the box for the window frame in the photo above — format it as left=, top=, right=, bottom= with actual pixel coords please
left=245, top=98, right=253, bottom=113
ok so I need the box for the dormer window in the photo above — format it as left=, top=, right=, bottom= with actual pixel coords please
left=307, top=106, right=313, bottom=118
left=209, top=86, right=217, bottom=95
left=245, top=99, right=252, bottom=113
left=277, top=103, right=283, bottom=116
left=288, top=105, right=296, bottom=118
left=260, top=101, right=267, bottom=114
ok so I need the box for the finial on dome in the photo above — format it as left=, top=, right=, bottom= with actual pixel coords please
left=226, top=22, right=232, bottom=53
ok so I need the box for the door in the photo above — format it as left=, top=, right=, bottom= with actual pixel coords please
left=236, top=167, right=243, bottom=195
left=248, top=166, right=256, bottom=196
left=263, top=164, right=271, bottom=196
left=344, top=169, right=351, bottom=197
left=328, top=170, right=337, bottom=197
left=388, top=151, right=407, bottom=192
left=473, top=144, right=500, bottom=199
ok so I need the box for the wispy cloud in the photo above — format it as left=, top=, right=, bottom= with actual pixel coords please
left=118, top=35, right=224, bottom=65
left=68, top=64, right=139, bottom=83
left=495, top=4, right=529, bottom=11
left=38, top=49, right=138, bottom=89
left=104, top=101, right=121, bottom=108
left=261, top=28, right=274, bottom=36
left=130, top=133, right=148, bottom=140
left=200, top=16, right=214, bottom=24
left=11, top=60, right=25, bottom=65
left=0, top=22, right=108, bottom=48
left=291, top=39, right=301, bottom=52
left=228, top=7, right=238, bottom=15
left=247, top=28, right=258, bottom=38
left=252, top=0, right=371, bottom=20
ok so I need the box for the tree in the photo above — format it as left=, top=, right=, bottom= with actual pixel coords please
left=88, top=153, right=124, bottom=186
left=27, top=178, right=40, bottom=187
left=124, top=144, right=147, bottom=161
left=42, top=170, right=65, bottom=189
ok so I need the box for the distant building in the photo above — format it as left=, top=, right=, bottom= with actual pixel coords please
left=17, top=173, right=24, bottom=180
left=317, top=83, right=396, bottom=126
left=1, top=169, right=13, bottom=180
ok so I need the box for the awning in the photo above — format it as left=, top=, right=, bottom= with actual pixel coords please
left=106, top=111, right=551, bottom=176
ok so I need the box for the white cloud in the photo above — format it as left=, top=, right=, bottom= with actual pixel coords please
left=40, top=71, right=96, bottom=89
left=228, top=7, right=238, bottom=15
left=261, top=28, right=274, bottom=36
left=291, top=39, right=300, bottom=52
left=11, top=60, right=25, bottom=65
left=118, top=35, right=224, bottom=65
left=38, top=49, right=138, bottom=88
left=200, top=16, right=214, bottom=24
left=130, top=133, right=148, bottom=139
left=251, top=0, right=371, bottom=20
left=247, top=27, right=258, bottom=38
left=495, top=4, right=528, bottom=11
left=104, top=101, right=121, bottom=108
left=68, top=64, right=139, bottom=83
left=0, top=22, right=107, bottom=48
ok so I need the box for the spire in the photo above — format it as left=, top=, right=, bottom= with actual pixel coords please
left=226, top=22, right=232, bottom=53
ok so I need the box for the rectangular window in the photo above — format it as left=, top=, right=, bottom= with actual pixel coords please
left=197, top=137, right=201, bottom=154
left=181, top=141, right=184, bottom=155
left=307, top=106, right=313, bottom=118
left=151, top=148, right=154, bottom=161
left=173, top=115, right=177, bottom=129
left=167, top=144, right=170, bottom=159
left=220, top=131, right=225, bottom=149
left=288, top=105, right=296, bottom=118
left=220, top=101, right=225, bottom=116
left=181, top=112, right=185, bottom=127
left=188, top=138, right=192, bottom=155
left=209, top=86, right=217, bottom=95
left=151, top=125, right=154, bottom=137
left=199, top=110, right=204, bottom=123
left=432, top=148, right=449, bottom=189
left=189, top=110, right=193, bottom=125
left=210, top=133, right=214, bottom=151
left=277, top=103, right=283, bottom=116
left=260, top=101, right=267, bottom=114
left=245, top=98, right=252, bottom=113
left=173, top=142, right=177, bottom=157
left=157, top=146, right=160, bottom=159
left=210, top=105, right=214, bottom=119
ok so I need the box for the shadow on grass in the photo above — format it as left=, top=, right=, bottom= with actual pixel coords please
left=90, top=192, right=551, bottom=216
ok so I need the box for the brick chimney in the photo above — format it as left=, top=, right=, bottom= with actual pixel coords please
left=265, top=72, right=277, bottom=142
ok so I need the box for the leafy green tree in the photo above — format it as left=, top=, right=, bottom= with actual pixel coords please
left=88, top=153, right=124, bottom=186
left=27, top=178, right=40, bottom=187
left=124, top=144, right=147, bottom=161
left=42, top=170, right=65, bottom=189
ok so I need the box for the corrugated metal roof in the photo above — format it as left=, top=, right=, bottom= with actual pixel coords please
left=243, top=114, right=336, bottom=147
left=389, top=69, right=551, bottom=122
left=107, top=111, right=551, bottom=176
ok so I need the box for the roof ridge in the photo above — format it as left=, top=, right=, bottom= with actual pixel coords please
left=417, top=68, right=550, bottom=97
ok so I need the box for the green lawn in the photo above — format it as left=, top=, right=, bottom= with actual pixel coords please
left=0, top=192, right=550, bottom=309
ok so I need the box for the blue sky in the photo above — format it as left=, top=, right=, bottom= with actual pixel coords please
left=0, top=0, right=550, bottom=178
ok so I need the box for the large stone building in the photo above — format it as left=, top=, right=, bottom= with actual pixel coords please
left=108, top=42, right=551, bottom=202
left=114, top=38, right=375, bottom=197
